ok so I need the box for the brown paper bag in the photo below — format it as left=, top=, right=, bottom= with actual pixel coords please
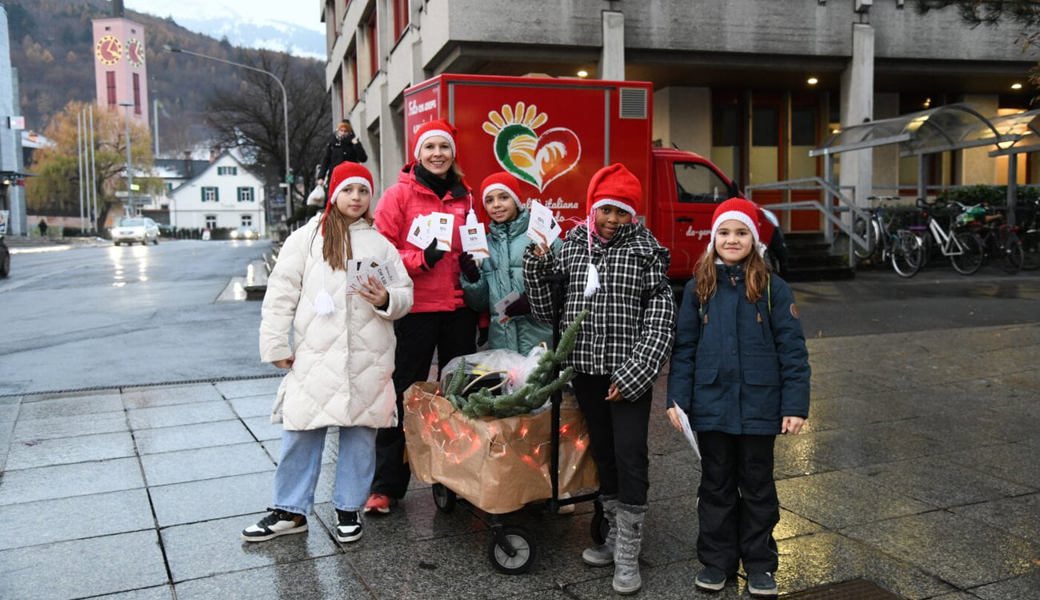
left=403, top=382, right=598, bottom=514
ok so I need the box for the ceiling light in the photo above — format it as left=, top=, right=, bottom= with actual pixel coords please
left=577, top=70, right=589, bottom=78
left=807, top=77, right=819, bottom=85
left=1011, top=82, right=1023, bottom=90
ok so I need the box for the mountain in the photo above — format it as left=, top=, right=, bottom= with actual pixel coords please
left=3, top=0, right=325, bottom=151
left=172, top=17, right=324, bottom=60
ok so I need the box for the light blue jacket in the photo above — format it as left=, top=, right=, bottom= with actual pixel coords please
left=461, top=208, right=559, bottom=355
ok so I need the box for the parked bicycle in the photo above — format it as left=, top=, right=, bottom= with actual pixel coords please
left=852, top=196, right=923, bottom=278
left=902, top=198, right=985, bottom=277
left=955, top=203, right=1023, bottom=274
left=1017, top=196, right=1040, bottom=271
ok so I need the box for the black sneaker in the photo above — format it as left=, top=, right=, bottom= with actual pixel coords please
left=241, top=509, right=308, bottom=542
left=694, top=565, right=728, bottom=592
left=747, top=571, right=778, bottom=598
left=335, top=509, right=363, bottom=543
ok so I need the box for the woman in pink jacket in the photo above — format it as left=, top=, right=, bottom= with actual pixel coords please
left=366, top=119, right=478, bottom=513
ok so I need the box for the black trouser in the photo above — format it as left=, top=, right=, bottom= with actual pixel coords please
left=371, top=309, right=477, bottom=499
left=696, top=431, right=779, bottom=574
left=571, top=373, right=652, bottom=506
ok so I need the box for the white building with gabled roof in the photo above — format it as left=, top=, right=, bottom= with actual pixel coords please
left=168, top=151, right=266, bottom=234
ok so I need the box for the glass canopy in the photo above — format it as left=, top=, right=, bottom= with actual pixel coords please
left=810, top=103, right=1020, bottom=158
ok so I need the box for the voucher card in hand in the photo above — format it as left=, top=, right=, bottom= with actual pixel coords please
left=345, top=257, right=400, bottom=294
left=492, top=290, right=521, bottom=324
left=526, top=200, right=561, bottom=247
left=429, top=212, right=455, bottom=251
left=406, top=214, right=435, bottom=250
left=459, top=222, right=489, bottom=260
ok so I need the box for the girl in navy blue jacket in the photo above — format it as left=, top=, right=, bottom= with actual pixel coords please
left=666, top=198, right=810, bottom=599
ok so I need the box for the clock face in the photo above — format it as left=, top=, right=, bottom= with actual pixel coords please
left=95, top=35, right=123, bottom=65
left=127, top=38, right=145, bottom=67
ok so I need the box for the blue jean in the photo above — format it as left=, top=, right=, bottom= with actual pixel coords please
left=272, top=426, right=377, bottom=515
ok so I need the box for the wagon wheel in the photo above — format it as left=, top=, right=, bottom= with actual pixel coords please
left=432, top=483, right=456, bottom=513
left=487, top=526, right=537, bottom=575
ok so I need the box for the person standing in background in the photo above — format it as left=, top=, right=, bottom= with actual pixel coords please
left=316, top=120, right=368, bottom=187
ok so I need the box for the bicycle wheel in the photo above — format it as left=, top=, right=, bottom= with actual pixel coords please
left=1001, top=232, right=1024, bottom=274
left=1021, top=230, right=1040, bottom=271
left=890, top=230, right=923, bottom=278
left=853, top=215, right=879, bottom=260
left=949, top=232, right=985, bottom=275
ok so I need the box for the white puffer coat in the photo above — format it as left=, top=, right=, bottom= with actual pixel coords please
left=260, top=216, right=414, bottom=430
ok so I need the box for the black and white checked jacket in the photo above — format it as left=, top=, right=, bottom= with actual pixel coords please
left=523, top=222, right=676, bottom=401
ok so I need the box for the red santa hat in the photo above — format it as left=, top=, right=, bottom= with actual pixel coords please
left=710, top=197, right=767, bottom=256
left=582, top=163, right=643, bottom=298
left=586, top=162, right=643, bottom=218
left=322, top=161, right=374, bottom=233
left=412, top=119, right=457, bottom=161
left=480, top=172, right=523, bottom=210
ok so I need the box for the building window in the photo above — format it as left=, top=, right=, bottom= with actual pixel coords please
left=132, top=73, right=141, bottom=115
left=366, top=15, right=378, bottom=81
left=393, top=0, right=409, bottom=40
left=237, top=187, right=254, bottom=202
left=205, top=215, right=217, bottom=229
left=241, top=215, right=253, bottom=227
left=349, top=51, right=359, bottom=103
left=217, top=166, right=238, bottom=175
left=201, top=187, right=219, bottom=202
left=165, top=182, right=174, bottom=193
left=106, top=72, right=117, bottom=108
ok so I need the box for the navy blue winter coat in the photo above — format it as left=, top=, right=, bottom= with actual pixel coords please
left=666, top=263, right=810, bottom=435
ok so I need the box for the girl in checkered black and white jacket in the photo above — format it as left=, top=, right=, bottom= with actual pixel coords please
left=523, top=163, right=676, bottom=596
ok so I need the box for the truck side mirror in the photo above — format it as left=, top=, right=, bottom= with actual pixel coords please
left=728, top=181, right=742, bottom=199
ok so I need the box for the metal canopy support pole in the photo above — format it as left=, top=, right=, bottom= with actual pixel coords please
left=823, top=153, right=834, bottom=244
left=1007, top=153, right=1018, bottom=227
left=917, top=154, right=927, bottom=201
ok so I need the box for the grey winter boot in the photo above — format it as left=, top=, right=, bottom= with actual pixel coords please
left=581, top=496, right=618, bottom=566
left=613, top=503, right=648, bottom=595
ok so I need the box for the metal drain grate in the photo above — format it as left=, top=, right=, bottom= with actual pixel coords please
left=785, top=579, right=906, bottom=600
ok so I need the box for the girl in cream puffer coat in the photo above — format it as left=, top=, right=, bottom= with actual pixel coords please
left=244, top=162, right=413, bottom=546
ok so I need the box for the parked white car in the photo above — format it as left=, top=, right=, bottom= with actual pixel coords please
left=112, top=217, right=159, bottom=246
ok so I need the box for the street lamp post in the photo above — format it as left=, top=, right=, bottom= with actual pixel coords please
left=164, top=45, right=292, bottom=220
left=119, top=101, right=134, bottom=217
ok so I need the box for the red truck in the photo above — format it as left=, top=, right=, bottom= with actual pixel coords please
left=403, top=74, right=784, bottom=279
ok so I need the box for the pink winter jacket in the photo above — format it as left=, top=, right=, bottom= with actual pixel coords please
left=374, top=165, right=472, bottom=313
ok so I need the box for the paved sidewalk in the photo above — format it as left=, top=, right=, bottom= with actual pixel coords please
left=0, top=324, right=1038, bottom=599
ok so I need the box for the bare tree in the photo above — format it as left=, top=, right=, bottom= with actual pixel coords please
left=204, top=50, right=332, bottom=217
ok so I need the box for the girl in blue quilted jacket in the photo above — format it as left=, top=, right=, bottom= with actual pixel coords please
left=459, top=172, right=558, bottom=355
left=666, top=197, right=810, bottom=599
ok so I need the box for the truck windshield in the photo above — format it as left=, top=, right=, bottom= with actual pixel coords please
left=675, top=163, right=731, bottom=204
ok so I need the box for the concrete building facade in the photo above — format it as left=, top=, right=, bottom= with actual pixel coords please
left=321, top=0, right=1037, bottom=232
left=0, top=5, right=27, bottom=236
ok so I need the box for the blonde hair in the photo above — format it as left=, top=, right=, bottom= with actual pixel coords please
left=693, top=243, right=770, bottom=305
left=320, top=199, right=373, bottom=270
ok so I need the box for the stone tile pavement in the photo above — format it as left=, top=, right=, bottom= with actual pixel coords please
left=0, top=324, right=1038, bottom=599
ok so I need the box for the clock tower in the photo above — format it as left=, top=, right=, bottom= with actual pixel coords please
left=92, top=8, right=149, bottom=125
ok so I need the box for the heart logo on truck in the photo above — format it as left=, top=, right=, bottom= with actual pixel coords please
left=483, top=104, right=582, bottom=193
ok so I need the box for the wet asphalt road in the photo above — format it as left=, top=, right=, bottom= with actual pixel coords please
left=0, top=239, right=279, bottom=396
